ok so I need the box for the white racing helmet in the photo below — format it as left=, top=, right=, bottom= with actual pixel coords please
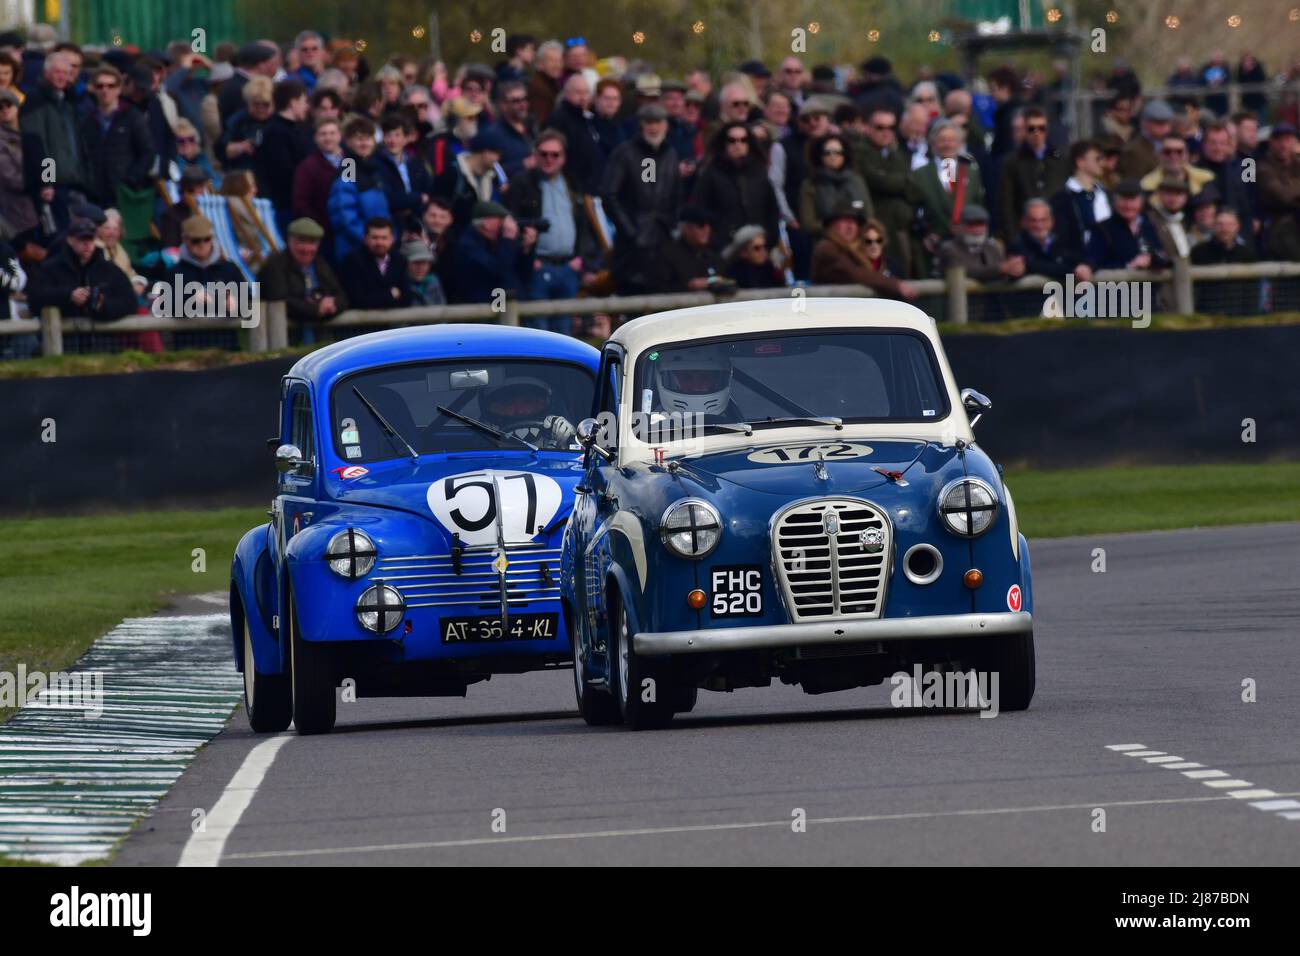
left=654, top=348, right=733, bottom=416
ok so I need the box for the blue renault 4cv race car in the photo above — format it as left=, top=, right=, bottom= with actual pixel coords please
left=231, top=325, right=599, bottom=734
left=562, top=298, right=1034, bottom=729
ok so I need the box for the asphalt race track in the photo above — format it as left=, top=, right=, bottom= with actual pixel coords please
left=114, top=523, right=1300, bottom=866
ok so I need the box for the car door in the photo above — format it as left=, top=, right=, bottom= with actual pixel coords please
left=572, top=347, right=623, bottom=647
left=275, top=380, right=319, bottom=584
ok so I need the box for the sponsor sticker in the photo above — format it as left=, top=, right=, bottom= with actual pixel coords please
left=1007, top=584, right=1023, bottom=612
left=331, top=465, right=370, bottom=480
left=345, top=445, right=362, bottom=459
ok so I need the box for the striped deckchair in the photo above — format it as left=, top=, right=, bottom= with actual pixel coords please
left=194, top=195, right=285, bottom=282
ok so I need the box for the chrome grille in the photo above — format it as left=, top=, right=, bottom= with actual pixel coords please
left=772, top=498, right=891, bottom=621
left=375, top=544, right=561, bottom=610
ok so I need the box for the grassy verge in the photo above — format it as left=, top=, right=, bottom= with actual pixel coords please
left=2, top=460, right=1298, bottom=724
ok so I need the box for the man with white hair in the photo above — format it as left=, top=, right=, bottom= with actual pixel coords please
left=293, top=31, right=328, bottom=91
left=545, top=72, right=598, bottom=192
left=527, top=40, right=564, bottom=122
left=20, top=50, right=87, bottom=205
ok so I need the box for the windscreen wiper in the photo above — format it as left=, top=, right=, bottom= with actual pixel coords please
left=741, top=415, right=844, bottom=430
left=435, top=404, right=539, bottom=452
left=353, top=386, right=419, bottom=462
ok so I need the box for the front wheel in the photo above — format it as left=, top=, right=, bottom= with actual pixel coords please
left=242, top=614, right=291, bottom=733
left=983, top=631, right=1035, bottom=712
left=288, top=588, right=336, bottom=734
left=572, top=613, right=621, bottom=726
left=608, top=592, right=676, bottom=730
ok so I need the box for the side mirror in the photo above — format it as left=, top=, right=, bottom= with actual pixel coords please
left=275, top=443, right=312, bottom=475
left=576, top=417, right=613, bottom=462
left=961, top=388, right=992, bottom=429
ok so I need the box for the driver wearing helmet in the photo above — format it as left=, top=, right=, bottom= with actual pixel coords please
left=480, top=377, right=577, bottom=449
left=652, top=348, right=739, bottom=421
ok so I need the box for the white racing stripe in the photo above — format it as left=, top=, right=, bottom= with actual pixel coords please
left=179, top=735, right=290, bottom=867
left=1106, top=743, right=1300, bottom=824
left=0, top=613, right=243, bottom=864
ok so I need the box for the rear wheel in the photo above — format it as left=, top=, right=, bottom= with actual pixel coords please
left=609, top=592, right=676, bottom=730
left=288, top=588, right=336, bottom=735
left=572, top=614, right=621, bottom=726
left=242, top=615, right=290, bottom=733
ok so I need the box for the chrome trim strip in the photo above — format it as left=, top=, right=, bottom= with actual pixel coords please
left=635, top=612, right=1032, bottom=656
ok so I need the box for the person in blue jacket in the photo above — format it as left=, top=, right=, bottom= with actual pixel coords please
left=451, top=200, right=536, bottom=303
left=327, top=116, right=391, bottom=262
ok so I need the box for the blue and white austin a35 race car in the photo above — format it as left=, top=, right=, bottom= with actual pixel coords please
left=562, top=298, right=1034, bottom=729
left=231, top=325, right=599, bottom=734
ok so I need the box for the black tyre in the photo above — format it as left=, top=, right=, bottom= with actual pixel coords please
left=983, top=631, right=1036, bottom=712
left=608, top=591, right=676, bottom=730
left=242, top=613, right=291, bottom=733
left=571, top=610, right=621, bottom=726
left=288, top=588, right=336, bottom=734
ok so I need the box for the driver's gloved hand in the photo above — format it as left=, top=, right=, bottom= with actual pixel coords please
left=543, top=415, right=576, bottom=449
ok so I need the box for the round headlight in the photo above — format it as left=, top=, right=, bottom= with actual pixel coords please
left=938, top=478, right=999, bottom=538
left=356, top=583, right=404, bottom=633
left=326, top=528, right=376, bottom=578
left=660, top=499, right=722, bottom=559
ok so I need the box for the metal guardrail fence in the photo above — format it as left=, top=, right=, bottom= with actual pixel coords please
left=4, top=261, right=1300, bottom=357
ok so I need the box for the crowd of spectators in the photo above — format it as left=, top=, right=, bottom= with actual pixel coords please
left=2, top=25, right=1299, bottom=355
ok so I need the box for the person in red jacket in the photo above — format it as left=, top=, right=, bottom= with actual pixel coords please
left=292, top=117, right=343, bottom=259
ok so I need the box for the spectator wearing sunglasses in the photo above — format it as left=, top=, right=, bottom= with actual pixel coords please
left=998, top=105, right=1068, bottom=240
left=79, top=65, right=154, bottom=209
left=1139, top=134, right=1213, bottom=197
left=480, top=79, right=537, bottom=180
left=172, top=118, right=218, bottom=191
left=723, top=224, right=783, bottom=289
left=691, top=120, right=780, bottom=249
left=799, top=133, right=871, bottom=242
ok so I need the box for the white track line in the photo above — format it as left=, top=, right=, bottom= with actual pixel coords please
left=223, top=790, right=1300, bottom=862
left=178, top=735, right=290, bottom=866
left=1106, top=743, right=1300, bottom=824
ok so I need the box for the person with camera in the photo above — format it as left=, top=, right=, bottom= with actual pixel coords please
left=258, top=217, right=348, bottom=344
left=26, top=216, right=135, bottom=352
left=504, top=129, right=599, bottom=333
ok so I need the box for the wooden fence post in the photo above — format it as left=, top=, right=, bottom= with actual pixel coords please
left=945, top=265, right=969, bottom=325
left=40, top=307, right=63, bottom=356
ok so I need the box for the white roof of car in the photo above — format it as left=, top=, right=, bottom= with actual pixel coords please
left=610, top=297, right=939, bottom=355
left=608, top=297, right=974, bottom=460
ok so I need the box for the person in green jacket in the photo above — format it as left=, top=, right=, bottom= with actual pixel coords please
left=798, top=133, right=871, bottom=243
left=910, top=118, right=985, bottom=278
left=855, top=107, right=923, bottom=277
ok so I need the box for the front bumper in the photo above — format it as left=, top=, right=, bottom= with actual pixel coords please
left=634, top=611, right=1032, bottom=657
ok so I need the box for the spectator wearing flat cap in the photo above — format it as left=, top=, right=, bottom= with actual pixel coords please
left=218, top=42, right=278, bottom=128
left=341, top=216, right=413, bottom=310
left=258, top=217, right=348, bottom=342
left=810, top=203, right=916, bottom=300
left=691, top=121, right=780, bottom=250
left=1118, top=99, right=1175, bottom=181
left=601, top=103, right=683, bottom=293
left=1186, top=186, right=1219, bottom=248
left=1091, top=178, right=1171, bottom=271
left=939, top=204, right=1019, bottom=282
left=451, top=200, right=535, bottom=304
left=431, top=128, right=507, bottom=230
left=1148, top=175, right=1192, bottom=262
left=79, top=65, right=154, bottom=209
left=1257, top=123, right=1300, bottom=260
left=165, top=215, right=247, bottom=348
left=159, top=164, right=211, bottom=248
left=654, top=205, right=730, bottom=293
left=27, top=216, right=136, bottom=320
left=402, top=240, right=445, bottom=306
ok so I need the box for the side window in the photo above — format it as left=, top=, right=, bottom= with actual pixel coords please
left=289, top=386, right=315, bottom=470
